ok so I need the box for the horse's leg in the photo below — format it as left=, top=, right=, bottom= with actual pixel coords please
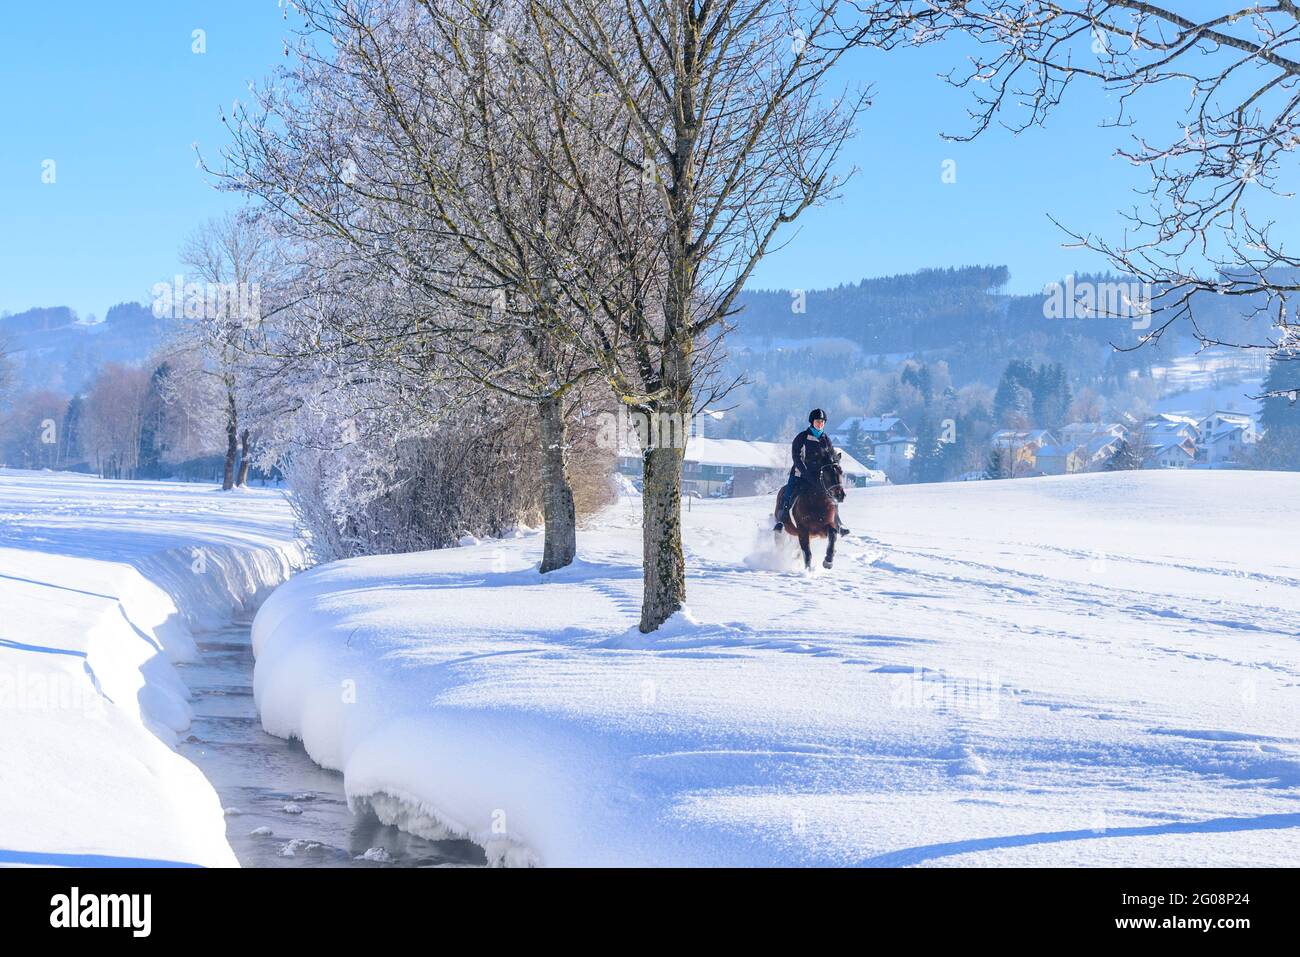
left=798, top=528, right=812, bottom=570
left=823, top=525, right=837, bottom=570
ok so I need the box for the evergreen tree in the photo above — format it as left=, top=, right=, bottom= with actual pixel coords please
left=1256, top=349, right=1300, bottom=469
left=911, top=416, right=945, bottom=483
left=844, top=420, right=869, bottom=465
left=993, top=360, right=1036, bottom=427
left=60, top=395, right=84, bottom=468
left=1031, top=362, right=1072, bottom=429
left=984, top=448, right=1006, bottom=480
left=137, top=363, right=172, bottom=480
left=1104, top=438, right=1145, bottom=471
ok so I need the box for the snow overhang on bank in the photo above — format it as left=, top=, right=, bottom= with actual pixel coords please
left=0, top=470, right=303, bottom=868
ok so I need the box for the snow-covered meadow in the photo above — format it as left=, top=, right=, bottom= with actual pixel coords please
left=0, top=470, right=301, bottom=866
left=252, top=470, right=1300, bottom=867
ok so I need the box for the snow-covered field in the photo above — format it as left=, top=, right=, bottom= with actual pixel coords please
left=252, top=471, right=1300, bottom=867
left=0, top=470, right=301, bottom=867
left=1150, top=347, right=1269, bottom=392
left=1149, top=346, right=1267, bottom=421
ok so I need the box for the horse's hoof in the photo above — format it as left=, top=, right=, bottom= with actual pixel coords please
left=822, top=559, right=833, bottom=570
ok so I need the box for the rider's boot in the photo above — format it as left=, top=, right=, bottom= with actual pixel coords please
left=774, top=484, right=794, bottom=531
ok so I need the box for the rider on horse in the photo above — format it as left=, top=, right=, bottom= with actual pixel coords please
left=774, top=408, right=850, bottom=535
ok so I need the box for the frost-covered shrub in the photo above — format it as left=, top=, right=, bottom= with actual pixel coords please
left=285, top=412, right=544, bottom=562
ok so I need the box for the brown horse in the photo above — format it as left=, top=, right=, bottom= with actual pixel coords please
left=773, top=457, right=847, bottom=570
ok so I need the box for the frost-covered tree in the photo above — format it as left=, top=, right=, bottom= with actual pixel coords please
left=213, top=0, right=621, bottom=571
left=177, top=213, right=281, bottom=489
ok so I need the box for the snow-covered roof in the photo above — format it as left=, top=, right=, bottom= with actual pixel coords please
left=683, top=437, right=875, bottom=476
left=1206, top=409, right=1252, bottom=418
left=991, top=429, right=1056, bottom=447
left=1147, top=442, right=1195, bottom=458
left=1206, top=424, right=1247, bottom=441
left=1146, top=413, right=1200, bottom=428
left=835, top=414, right=911, bottom=435
left=1202, top=411, right=1252, bottom=426
left=1142, top=421, right=1198, bottom=438
left=1085, top=434, right=1123, bottom=457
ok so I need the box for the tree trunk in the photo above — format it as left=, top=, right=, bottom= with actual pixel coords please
left=639, top=439, right=686, bottom=632
left=236, top=429, right=252, bottom=487
left=222, top=389, right=238, bottom=491
left=537, top=395, right=577, bottom=573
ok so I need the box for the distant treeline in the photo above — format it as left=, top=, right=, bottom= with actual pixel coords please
left=734, top=265, right=1280, bottom=358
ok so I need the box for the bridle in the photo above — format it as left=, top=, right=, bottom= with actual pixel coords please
left=816, top=462, right=846, bottom=502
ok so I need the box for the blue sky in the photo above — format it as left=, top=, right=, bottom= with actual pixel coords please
left=0, top=2, right=1234, bottom=319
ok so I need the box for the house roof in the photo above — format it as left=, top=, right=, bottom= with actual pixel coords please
left=682, top=437, right=876, bottom=477
left=991, top=429, right=1057, bottom=447
left=1207, top=424, right=1246, bottom=441
left=1202, top=411, right=1252, bottom=428
left=1147, top=412, right=1200, bottom=427
left=1142, top=421, right=1198, bottom=439
left=834, top=415, right=913, bottom=436
left=1205, top=409, right=1252, bottom=419
left=1085, top=434, right=1123, bottom=457
left=1147, top=442, right=1195, bottom=458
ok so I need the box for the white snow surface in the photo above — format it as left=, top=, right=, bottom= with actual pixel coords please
left=252, top=471, right=1300, bottom=867
left=0, top=469, right=301, bottom=867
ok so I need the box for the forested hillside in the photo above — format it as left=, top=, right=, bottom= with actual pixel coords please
left=0, top=302, right=172, bottom=394
left=719, top=267, right=1278, bottom=443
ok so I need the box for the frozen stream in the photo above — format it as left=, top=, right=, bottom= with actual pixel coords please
left=176, top=616, right=486, bottom=868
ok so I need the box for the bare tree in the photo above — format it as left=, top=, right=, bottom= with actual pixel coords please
left=922, top=1, right=1300, bottom=390
left=521, top=0, right=905, bottom=630
left=81, top=364, right=150, bottom=479
left=0, top=390, right=67, bottom=470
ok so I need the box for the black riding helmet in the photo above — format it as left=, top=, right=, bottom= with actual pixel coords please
left=808, top=408, right=827, bottom=424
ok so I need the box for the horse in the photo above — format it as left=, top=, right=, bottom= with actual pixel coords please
left=773, top=456, right=847, bottom=571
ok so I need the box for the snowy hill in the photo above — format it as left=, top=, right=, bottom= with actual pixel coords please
left=0, top=302, right=174, bottom=394
left=252, top=471, right=1300, bottom=866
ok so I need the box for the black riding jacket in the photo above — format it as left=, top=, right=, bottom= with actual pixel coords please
left=791, top=427, right=836, bottom=478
